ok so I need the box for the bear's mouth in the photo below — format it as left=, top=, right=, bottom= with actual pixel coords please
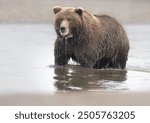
left=56, top=28, right=73, bottom=39
left=60, top=31, right=73, bottom=39
left=64, top=34, right=73, bottom=40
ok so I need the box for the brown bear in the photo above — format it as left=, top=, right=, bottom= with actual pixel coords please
left=53, top=6, right=129, bottom=69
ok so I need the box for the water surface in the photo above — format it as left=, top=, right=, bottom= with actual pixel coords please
left=0, top=24, right=150, bottom=94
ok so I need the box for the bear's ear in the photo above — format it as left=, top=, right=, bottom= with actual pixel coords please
left=75, top=7, right=83, bottom=16
left=53, top=6, right=62, bottom=14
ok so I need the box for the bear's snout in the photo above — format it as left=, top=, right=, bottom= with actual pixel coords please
left=60, top=26, right=66, bottom=33
left=59, top=19, right=69, bottom=37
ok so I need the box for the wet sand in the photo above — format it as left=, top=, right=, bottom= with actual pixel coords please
left=1, top=91, right=150, bottom=106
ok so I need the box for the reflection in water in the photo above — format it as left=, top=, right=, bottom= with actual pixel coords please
left=53, top=65, right=127, bottom=91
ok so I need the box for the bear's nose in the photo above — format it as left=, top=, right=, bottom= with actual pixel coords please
left=60, top=26, right=66, bottom=33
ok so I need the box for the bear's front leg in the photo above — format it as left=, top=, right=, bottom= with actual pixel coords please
left=54, top=38, right=69, bottom=65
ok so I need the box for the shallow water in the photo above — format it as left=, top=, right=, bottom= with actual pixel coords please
left=0, top=24, right=150, bottom=94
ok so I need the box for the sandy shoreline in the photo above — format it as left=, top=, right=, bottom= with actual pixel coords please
left=1, top=91, right=150, bottom=106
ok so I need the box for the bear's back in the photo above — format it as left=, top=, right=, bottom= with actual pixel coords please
left=94, top=15, right=119, bottom=24
left=94, top=14, right=129, bottom=46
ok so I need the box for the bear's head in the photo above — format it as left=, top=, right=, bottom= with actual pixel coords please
left=53, top=6, right=84, bottom=39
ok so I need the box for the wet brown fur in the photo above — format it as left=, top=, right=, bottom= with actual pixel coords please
left=54, top=7, right=129, bottom=69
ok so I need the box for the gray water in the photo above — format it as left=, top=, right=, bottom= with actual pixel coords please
left=0, top=24, right=150, bottom=94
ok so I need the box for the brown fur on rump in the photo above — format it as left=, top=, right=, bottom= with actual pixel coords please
left=53, top=6, right=129, bottom=69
